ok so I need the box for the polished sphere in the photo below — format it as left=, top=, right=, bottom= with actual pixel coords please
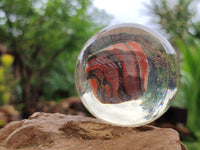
left=75, top=23, right=178, bottom=127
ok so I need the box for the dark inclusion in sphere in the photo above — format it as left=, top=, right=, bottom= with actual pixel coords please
left=86, top=41, right=148, bottom=104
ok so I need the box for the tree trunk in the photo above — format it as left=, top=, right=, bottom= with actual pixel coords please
left=12, top=49, right=38, bottom=118
left=21, top=78, right=31, bottom=118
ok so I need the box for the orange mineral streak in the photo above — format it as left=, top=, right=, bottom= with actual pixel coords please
left=88, top=79, right=98, bottom=95
left=127, top=42, right=148, bottom=92
left=86, top=55, right=120, bottom=97
left=86, top=41, right=148, bottom=104
left=112, top=42, right=141, bottom=98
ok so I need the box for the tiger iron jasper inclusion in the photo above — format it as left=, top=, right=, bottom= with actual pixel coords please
left=86, top=41, right=148, bottom=104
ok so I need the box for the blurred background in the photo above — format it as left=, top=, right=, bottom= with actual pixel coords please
left=0, top=0, right=200, bottom=149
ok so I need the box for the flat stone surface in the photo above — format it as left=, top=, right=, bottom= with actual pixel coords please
left=0, top=112, right=187, bottom=150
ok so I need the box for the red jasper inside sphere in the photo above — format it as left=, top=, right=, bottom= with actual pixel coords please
left=86, top=41, right=148, bottom=104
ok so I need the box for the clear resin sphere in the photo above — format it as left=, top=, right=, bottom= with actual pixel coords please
left=75, top=23, right=178, bottom=127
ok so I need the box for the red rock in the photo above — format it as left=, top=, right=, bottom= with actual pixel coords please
left=0, top=112, right=187, bottom=150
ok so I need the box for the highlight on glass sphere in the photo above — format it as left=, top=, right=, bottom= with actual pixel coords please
left=75, top=23, right=178, bottom=127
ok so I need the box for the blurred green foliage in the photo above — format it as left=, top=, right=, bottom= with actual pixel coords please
left=0, top=0, right=112, bottom=116
left=183, top=140, right=200, bottom=150
left=146, top=0, right=200, bottom=149
left=0, top=54, right=14, bottom=105
left=176, top=38, right=200, bottom=146
left=0, top=120, right=5, bottom=127
left=145, top=0, right=200, bottom=42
